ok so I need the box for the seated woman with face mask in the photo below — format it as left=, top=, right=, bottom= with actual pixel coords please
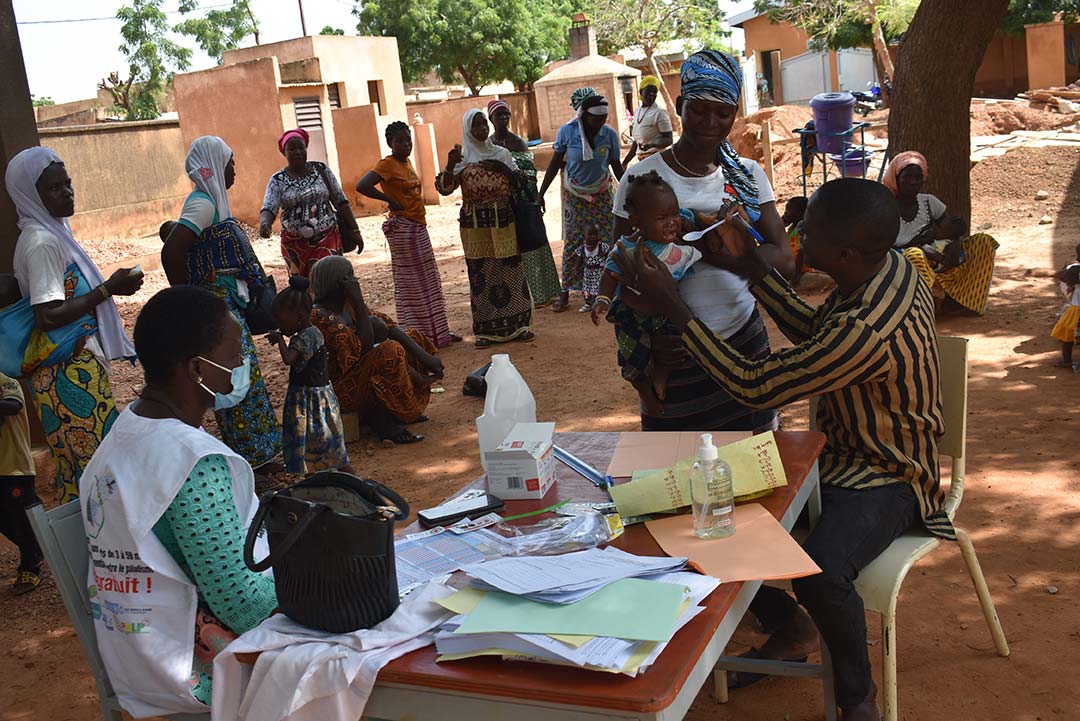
left=79, top=285, right=277, bottom=717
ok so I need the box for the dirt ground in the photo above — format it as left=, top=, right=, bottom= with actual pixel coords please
left=3, top=144, right=1080, bottom=720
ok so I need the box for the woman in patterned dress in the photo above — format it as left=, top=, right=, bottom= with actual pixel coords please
left=162, top=136, right=282, bottom=469
left=309, top=255, right=442, bottom=445
left=5, top=146, right=144, bottom=503
left=436, top=108, right=535, bottom=346
left=259, top=128, right=363, bottom=276
left=884, top=151, right=999, bottom=315
left=487, top=99, right=562, bottom=307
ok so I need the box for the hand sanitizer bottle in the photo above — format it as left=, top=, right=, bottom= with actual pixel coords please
left=690, top=433, right=736, bottom=538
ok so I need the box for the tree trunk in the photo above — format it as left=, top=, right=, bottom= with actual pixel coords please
left=646, top=49, right=681, bottom=132
left=244, top=1, right=260, bottom=44
left=866, top=11, right=893, bottom=105
left=887, top=0, right=1008, bottom=222
left=457, top=65, right=480, bottom=96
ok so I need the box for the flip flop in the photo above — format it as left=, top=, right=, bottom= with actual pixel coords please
left=381, top=429, right=424, bottom=446
left=475, top=338, right=493, bottom=348
left=512, top=331, right=536, bottom=343
left=552, top=292, right=569, bottom=312
left=724, top=647, right=809, bottom=690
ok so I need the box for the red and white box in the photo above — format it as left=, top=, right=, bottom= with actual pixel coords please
left=485, top=422, right=557, bottom=500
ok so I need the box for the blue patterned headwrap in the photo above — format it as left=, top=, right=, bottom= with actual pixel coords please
left=680, top=50, right=761, bottom=220
left=570, top=87, right=599, bottom=111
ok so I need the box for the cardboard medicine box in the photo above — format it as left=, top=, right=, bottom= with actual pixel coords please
left=485, top=422, right=557, bottom=500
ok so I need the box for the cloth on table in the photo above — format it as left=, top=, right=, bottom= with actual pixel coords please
left=212, top=582, right=454, bottom=721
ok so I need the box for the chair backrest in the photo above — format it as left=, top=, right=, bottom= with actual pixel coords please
left=26, top=501, right=120, bottom=710
left=807, top=335, right=968, bottom=516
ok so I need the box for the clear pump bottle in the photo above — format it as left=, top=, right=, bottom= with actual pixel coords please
left=690, top=433, right=736, bottom=538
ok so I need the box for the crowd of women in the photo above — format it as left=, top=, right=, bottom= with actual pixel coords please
left=0, top=43, right=1002, bottom=719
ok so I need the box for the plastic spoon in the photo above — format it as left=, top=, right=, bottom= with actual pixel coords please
left=682, top=218, right=726, bottom=243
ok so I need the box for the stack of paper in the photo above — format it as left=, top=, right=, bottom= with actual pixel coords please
left=462, top=546, right=688, bottom=603
left=434, top=571, right=719, bottom=676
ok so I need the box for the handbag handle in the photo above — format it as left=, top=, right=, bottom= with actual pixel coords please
left=243, top=493, right=330, bottom=572
left=361, top=477, right=409, bottom=520
left=313, top=162, right=345, bottom=212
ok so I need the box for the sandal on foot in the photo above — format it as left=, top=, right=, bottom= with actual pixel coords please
left=450, top=333, right=464, bottom=343
left=552, top=292, right=569, bottom=312
left=725, top=647, right=808, bottom=690
left=381, top=430, right=424, bottom=445
left=475, top=338, right=493, bottom=349
left=13, top=570, right=40, bottom=596
left=512, top=331, right=536, bottom=343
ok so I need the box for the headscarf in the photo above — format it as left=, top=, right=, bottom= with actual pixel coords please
left=679, top=50, right=761, bottom=221
left=569, top=88, right=610, bottom=163
left=4, top=147, right=135, bottom=362
left=486, top=99, right=511, bottom=118
left=185, top=136, right=233, bottom=220
left=310, top=254, right=355, bottom=303
left=458, top=108, right=516, bottom=175
left=278, top=128, right=309, bottom=154
left=640, top=75, right=662, bottom=93
left=882, top=151, right=928, bottom=196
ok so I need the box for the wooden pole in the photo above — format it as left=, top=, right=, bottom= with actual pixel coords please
left=761, top=120, right=775, bottom=187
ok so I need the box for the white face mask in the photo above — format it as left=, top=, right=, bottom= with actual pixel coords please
left=197, top=357, right=251, bottom=410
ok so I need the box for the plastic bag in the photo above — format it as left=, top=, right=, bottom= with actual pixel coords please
left=489, top=511, right=623, bottom=557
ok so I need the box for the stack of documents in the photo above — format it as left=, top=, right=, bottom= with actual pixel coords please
left=461, top=546, right=688, bottom=603
left=434, top=571, right=718, bottom=676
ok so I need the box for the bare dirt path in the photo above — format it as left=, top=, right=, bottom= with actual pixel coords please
left=2, top=147, right=1078, bottom=721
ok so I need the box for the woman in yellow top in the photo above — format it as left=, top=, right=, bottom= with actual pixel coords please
left=356, top=121, right=459, bottom=348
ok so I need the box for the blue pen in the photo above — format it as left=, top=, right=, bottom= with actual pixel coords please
left=732, top=213, right=767, bottom=245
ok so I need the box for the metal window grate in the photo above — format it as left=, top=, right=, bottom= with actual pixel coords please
left=294, top=96, right=322, bottom=129
left=327, top=84, right=341, bottom=110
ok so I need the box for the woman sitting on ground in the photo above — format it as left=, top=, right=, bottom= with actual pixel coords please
left=884, top=150, right=999, bottom=315
left=309, top=255, right=443, bottom=445
left=79, top=285, right=277, bottom=717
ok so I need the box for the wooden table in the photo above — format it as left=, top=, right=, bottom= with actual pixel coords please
left=361, top=430, right=829, bottom=721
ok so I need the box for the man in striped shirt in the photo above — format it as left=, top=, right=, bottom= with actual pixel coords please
left=615, top=179, right=947, bottom=721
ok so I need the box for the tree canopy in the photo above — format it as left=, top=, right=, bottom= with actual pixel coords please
left=1001, top=0, right=1080, bottom=34
left=174, top=0, right=261, bottom=64
left=354, top=0, right=575, bottom=93
left=103, top=0, right=192, bottom=121
left=320, top=26, right=347, bottom=35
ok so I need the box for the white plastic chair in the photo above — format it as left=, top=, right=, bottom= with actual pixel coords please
left=26, top=500, right=210, bottom=721
left=817, top=335, right=1010, bottom=721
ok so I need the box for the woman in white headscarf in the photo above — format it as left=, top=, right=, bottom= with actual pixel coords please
left=161, top=136, right=282, bottom=469
left=3, top=146, right=144, bottom=503
left=435, top=109, right=534, bottom=346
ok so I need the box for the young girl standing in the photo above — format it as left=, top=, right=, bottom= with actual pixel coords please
left=267, top=276, right=354, bottom=475
left=1052, top=243, right=1080, bottom=371
left=356, top=122, right=459, bottom=348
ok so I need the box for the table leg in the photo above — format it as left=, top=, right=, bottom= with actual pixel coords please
left=806, top=462, right=823, bottom=530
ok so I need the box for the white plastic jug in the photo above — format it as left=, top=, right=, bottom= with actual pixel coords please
left=476, top=354, right=537, bottom=468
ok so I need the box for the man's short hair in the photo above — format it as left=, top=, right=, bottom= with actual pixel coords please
left=807, top=179, right=899, bottom=254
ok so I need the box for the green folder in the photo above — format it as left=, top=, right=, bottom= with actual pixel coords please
left=453, top=578, right=686, bottom=642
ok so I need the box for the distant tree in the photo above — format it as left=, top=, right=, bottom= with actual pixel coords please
left=174, top=0, right=261, bottom=64
left=888, top=0, right=1010, bottom=221
left=102, top=0, right=192, bottom=120
left=32, top=96, right=55, bottom=107
left=320, top=25, right=346, bottom=35
left=589, top=0, right=728, bottom=128
left=753, top=0, right=918, bottom=103
left=1000, top=0, right=1080, bottom=34
left=354, top=0, right=574, bottom=94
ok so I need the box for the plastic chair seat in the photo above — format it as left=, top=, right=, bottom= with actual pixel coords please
left=854, top=531, right=940, bottom=614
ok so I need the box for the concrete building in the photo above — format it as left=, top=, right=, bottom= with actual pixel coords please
left=533, top=14, right=641, bottom=143
left=173, top=35, right=415, bottom=224
left=732, top=9, right=1080, bottom=107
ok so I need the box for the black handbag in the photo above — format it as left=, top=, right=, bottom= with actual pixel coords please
left=511, top=195, right=549, bottom=254
left=313, top=162, right=364, bottom=254
left=243, top=471, right=409, bottom=633
left=244, top=274, right=278, bottom=335
left=462, top=362, right=490, bottom=397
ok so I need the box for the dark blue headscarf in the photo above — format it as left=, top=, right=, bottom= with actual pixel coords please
left=680, top=50, right=761, bottom=221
